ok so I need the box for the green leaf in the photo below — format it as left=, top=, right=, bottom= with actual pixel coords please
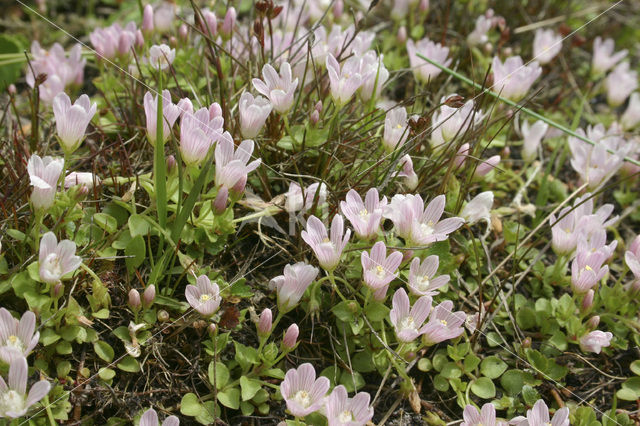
left=516, top=307, right=537, bottom=330
left=40, top=328, right=61, bottom=346
left=208, top=361, right=229, bottom=389
left=417, top=358, right=432, bottom=372
left=234, top=342, right=259, bottom=371
left=98, top=367, right=116, bottom=381
left=332, top=300, right=361, bottom=322
left=180, top=393, right=202, bottom=416
left=240, top=376, right=262, bottom=401
left=630, top=360, right=640, bottom=376
left=364, top=302, right=390, bottom=322
left=116, top=356, right=140, bottom=372
left=218, top=387, right=240, bottom=409
left=441, top=362, right=462, bottom=379
left=128, top=214, right=150, bottom=237
left=463, top=354, right=481, bottom=372
left=94, top=213, right=118, bottom=234
left=480, top=356, right=508, bottom=379
left=471, top=377, right=496, bottom=399
left=500, top=370, right=525, bottom=396
left=0, top=35, right=23, bottom=91
left=125, top=235, right=145, bottom=271
left=94, top=341, right=115, bottom=362
left=433, top=374, right=449, bottom=392
left=56, top=341, right=73, bottom=355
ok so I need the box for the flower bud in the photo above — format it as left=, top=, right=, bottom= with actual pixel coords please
left=8, top=84, right=16, bottom=95
left=419, top=0, right=429, bottom=12
left=142, top=4, right=154, bottom=33
left=213, top=187, right=229, bottom=214
left=522, top=337, right=532, bottom=348
left=128, top=289, right=141, bottom=311
left=142, top=285, right=156, bottom=309
left=282, top=324, right=299, bottom=349
left=310, top=110, right=320, bottom=126
left=135, top=30, right=144, bottom=47
left=587, top=315, right=600, bottom=330
left=157, top=309, right=169, bottom=322
left=581, top=289, right=594, bottom=312
left=221, top=7, right=236, bottom=39
left=53, top=283, right=64, bottom=299
left=257, top=308, right=273, bottom=336
left=169, top=36, right=177, bottom=47
left=397, top=26, right=407, bottom=44
left=630, top=235, right=640, bottom=258
left=179, top=23, right=189, bottom=40
left=402, top=249, right=414, bottom=263
left=166, top=155, right=177, bottom=173
left=474, top=155, right=500, bottom=178
left=208, top=323, right=217, bottom=336
left=333, top=0, right=343, bottom=19
left=315, top=101, right=323, bottom=113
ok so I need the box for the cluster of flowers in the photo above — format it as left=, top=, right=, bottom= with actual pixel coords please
left=26, top=42, right=85, bottom=103
left=0, top=308, right=50, bottom=418
left=460, top=400, right=569, bottom=426
left=550, top=194, right=616, bottom=353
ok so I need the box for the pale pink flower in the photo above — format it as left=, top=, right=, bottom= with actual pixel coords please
left=143, top=90, right=181, bottom=145
left=568, top=124, right=630, bottom=190
left=491, top=56, right=542, bottom=101
left=282, top=324, right=299, bottom=349
left=454, top=143, right=470, bottom=168
left=511, top=399, right=569, bottom=426
left=592, top=36, right=627, bottom=76
left=383, top=107, right=409, bottom=152
left=389, top=288, right=432, bottom=343
left=467, top=12, right=494, bottom=46
left=571, top=250, right=608, bottom=293
left=326, top=54, right=363, bottom=106
left=325, top=385, right=374, bottom=426
left=622, top=92, right=640, bottom=131
left=148, top=44, right=175, bottom=70
left=38, top=232, right=81, bottom=285
left=180, top=108, right=222, bottom=165
left=579, top=330, right=612, bottom=354
left=53, top=93, right=96, bottom=153
left=142, top=4, right=154, bottom=33
left=281, top=363, right=330, bottom=417
left=461, top=191, right=494, bottom=225
left=139, top=407, right=180, bottom=426
left=239, top=92, right=272, bottom=138
left=90, top=22, right=139, bottom=59
left=301, top=215, right=351, bottom=271
left=396, top=155, right=419, bottom=190
left=64, top=172, right=101, bottom=189
left=408, top=255, right=449, bottom=297
left=214, top=136, right=261, bottom=191
left=384, top=194, right=464, bottom=246
left=361, top=242, right=403, bottom=290
left=461, top=403, right=507, bottom=426
left=406, top=38, right=451, bottom=83
left=185, top=275, right=222, bottom=317
left=626, top=250, right=640, bottom=282
left=0, top=357, right=51, bottom=419
left=285, top=182, right=327, bottom=213
left=26, top=42, right=85, bottom=98
left=27, top=155, right=64, bottom=211
left=0, top=309, right=40, bottom=364
left=142, top=285, right=155, bottom=309
left=421, top=300, right=466, bottom=345
left=533, top=29, right=562, bottom=64
left=576, top=227, right=617, bottom=259
left=431, top=96, right=484, bottom=148
left=269, top=263, right=319, bottom=312
left=520, top=119, right=548, bottom=162
left=605, top=62, right=638, bottom=107
left=340, top=188, right=387, bottom=240
left=252, top=62, right=298, bottom=114
left=257, top=308, right=272, bottom=336
left=359, top=50, right=389, bottom=101
left=153, top=3, right=175, bottom=32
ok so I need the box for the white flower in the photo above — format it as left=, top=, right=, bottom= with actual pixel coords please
left=149, top=44, right=175, bottom=70
left=533, top=29, right=562, bottom=64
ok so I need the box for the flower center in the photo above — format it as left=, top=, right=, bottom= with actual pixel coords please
left=396, top=123, right=403, bottom=129
left=585, top=265, right=593, bottom=272
left=44, top=253, right=63, bottom=278
left=6, top=335, right=25, bottom=352
left=440, top=319, right=448, bottom=326
left=400, top=315, right=416, bottom=331
left=420, top=221, right=435, bottom=236
left=0, top=390, right=26, bottom=416
left=375, top=265, right=386, bottom=278
left=293, top=390, right=311, bottom=408
left=416, top=275, right=430, bottom=291
left=359, top=208, right=369, bottom=218
left=199, top=294, right=211, bottom=303
left=338, top=409, right=355, bottom=423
